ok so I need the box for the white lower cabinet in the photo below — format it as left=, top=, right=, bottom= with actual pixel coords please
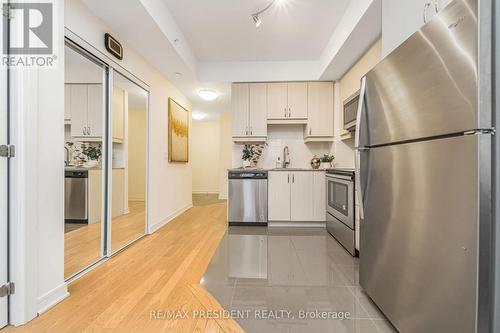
left=268, top=171, right=291, bottom=221
left=268, top=171, right=326, bottom=222
left=290, top=172, right=314, bottom=221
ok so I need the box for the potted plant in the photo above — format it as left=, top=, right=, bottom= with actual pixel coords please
left=320, top=154, right=334, bottom=169
left=242, top=144, right=266, bottom=168
left=82, top=144, right=102, bottom=168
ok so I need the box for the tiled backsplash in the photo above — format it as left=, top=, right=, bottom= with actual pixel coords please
left=232, top=125, right=334, bottom=169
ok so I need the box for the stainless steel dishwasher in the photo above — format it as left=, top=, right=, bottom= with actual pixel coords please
left=65, top=168, right=88, bottom=223
left=228, top=170, right=268, bottom=225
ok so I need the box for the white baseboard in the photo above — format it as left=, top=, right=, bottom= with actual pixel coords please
left=192, top=191, right=219, bottom=195
left=268, top=222, right=326, bottom=228
left=148, top=203, right=193, bottom=234
left=37, top=282, right=69, bottom=315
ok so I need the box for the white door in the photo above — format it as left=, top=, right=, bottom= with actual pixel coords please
left=0, top=12, right=9, bottom=327
left=287, top=82, right=308, bottom=119
left=268, top=172, right=291, bottom=221
left=248, top=83, right=267, bottom=137
left=290, top=172, right=314, bottom=221
left=87, top=84, right=103, bottom=138
left=70, top=85, right=89, bottom=138
left=231, top=84, right=249, bottom=137
left=307, top=82, right=334, bottom=137
left=267, top=83, right=288, bottom=119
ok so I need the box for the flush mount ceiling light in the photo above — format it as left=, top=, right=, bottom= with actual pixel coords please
left=251, top=0, right=285, bottom=28
left=192, top=112, right=207, bottom=121
left=198, top=89, right=219, bottom=101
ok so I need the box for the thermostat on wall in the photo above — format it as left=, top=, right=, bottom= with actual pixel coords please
left=104, top=33, right=123, bottom=60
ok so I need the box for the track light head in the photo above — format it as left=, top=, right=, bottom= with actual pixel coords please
left=252, top=14, right=262, bottom=28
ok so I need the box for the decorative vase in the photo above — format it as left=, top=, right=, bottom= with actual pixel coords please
left=310, top=157, right=321, bottom=170
left=321, top=162, right=332, bottom=169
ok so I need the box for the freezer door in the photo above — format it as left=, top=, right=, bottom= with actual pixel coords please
left=363, top=0, right=481, bottom=146
left=359, top=135, right=482, bottom=333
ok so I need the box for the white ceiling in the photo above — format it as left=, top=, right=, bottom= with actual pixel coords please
left=81, top=0, right=381, bottom=118
left=163, top=0, right=350, bottom=62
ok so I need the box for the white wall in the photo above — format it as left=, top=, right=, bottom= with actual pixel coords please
left=218, top=113, right=232, bottom=199
left=191, top=120, right=220, bottom=194
left=65, top=0, right=193, bottom=234
left=10, top=0, right=194, bottom=325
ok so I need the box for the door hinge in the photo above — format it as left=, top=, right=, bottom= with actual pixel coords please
left=0, top=145, right=15, bottom=158
left=2, top=4, right=14, bottom=20
left=0, top=282, right=15, bottom=297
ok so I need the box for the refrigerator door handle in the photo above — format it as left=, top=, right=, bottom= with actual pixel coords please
left=355, top=76, right=368, bottom=220
left=355, top=76, right=367, bottom=149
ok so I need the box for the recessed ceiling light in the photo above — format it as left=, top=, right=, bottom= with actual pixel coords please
left=175, top=72, right=182, bottom=78
left=192, top=112, right=207, bottom=121
left=198, top=89, right=219, bottom=101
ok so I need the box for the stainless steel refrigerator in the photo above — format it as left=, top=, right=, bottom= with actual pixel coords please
left=355, top=0, right=494, bottom=332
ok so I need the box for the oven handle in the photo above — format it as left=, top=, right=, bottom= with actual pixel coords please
left=326, top=174, right=352, bottom=181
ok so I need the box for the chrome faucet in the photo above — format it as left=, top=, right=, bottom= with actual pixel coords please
left=64, top=146, right=71, bottom=167
left=283, top=146, right=290, bottom=168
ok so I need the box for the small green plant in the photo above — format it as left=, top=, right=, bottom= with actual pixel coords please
left=242, top=145, right=253, bottom=161
left=242, top=144, right=266, bottom=166
left=82, top=144, right=102, bottom=161
left=320, top=154, right=335, bottom=163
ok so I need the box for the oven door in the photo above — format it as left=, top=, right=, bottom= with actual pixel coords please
left=326, top=174, right=354, bottom=228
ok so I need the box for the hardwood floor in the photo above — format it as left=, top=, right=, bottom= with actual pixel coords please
left=65, top=201, right=146, bottom=278
left=8, top=201, right=242, bottom=332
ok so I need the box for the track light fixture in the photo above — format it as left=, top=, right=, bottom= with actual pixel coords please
left=251, top=0, right=285, bottom=28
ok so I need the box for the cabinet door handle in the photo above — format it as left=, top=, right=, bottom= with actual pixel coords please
left=88, top=127, right=91, bottom=136
left=83, top=127, right=86, bottom=136
left=292, top=174, right=295, bottom=183
left=288, top=107, right=291, bottom=118
left=250, top=126, right=253, bottom=135
left=309, top=127, right=312, bottom=135
left=284, top=107, right=287, bottom=118
left=245, top=126, right=248, bottom=136
left=288, top=174, right=290, bottom=183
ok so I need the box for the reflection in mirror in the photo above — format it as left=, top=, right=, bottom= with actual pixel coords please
left=64, top=44, right=106, bottom=279
left=111, top=71, right=147, bottom=252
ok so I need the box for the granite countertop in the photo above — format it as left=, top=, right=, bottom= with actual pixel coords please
left=228, top=168, right=326, bottom=172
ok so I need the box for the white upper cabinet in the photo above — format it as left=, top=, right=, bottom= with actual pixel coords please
left=70, top=85, right=88, bottom=138
left=290, top=172, right=314, bottom=221
left=87, top=84, right=103, bottom=138
left=69, top=84, right=103, bottom=139
left=231, top=83, right=249, bottom=138
left=305, top=82, right=334, bottom=139
left=382, top=0, right=452, bottom=57
left=287, top=82, right=308, bottom=119
left=232, top=83, right=267, bottom=141
left=248, top=83, right=268, bottom=137
left=267, top=83, right=288, bottom=119
left=267, top=82, right=307, bottom=121
left=268, top=171, right=291, bottom=221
